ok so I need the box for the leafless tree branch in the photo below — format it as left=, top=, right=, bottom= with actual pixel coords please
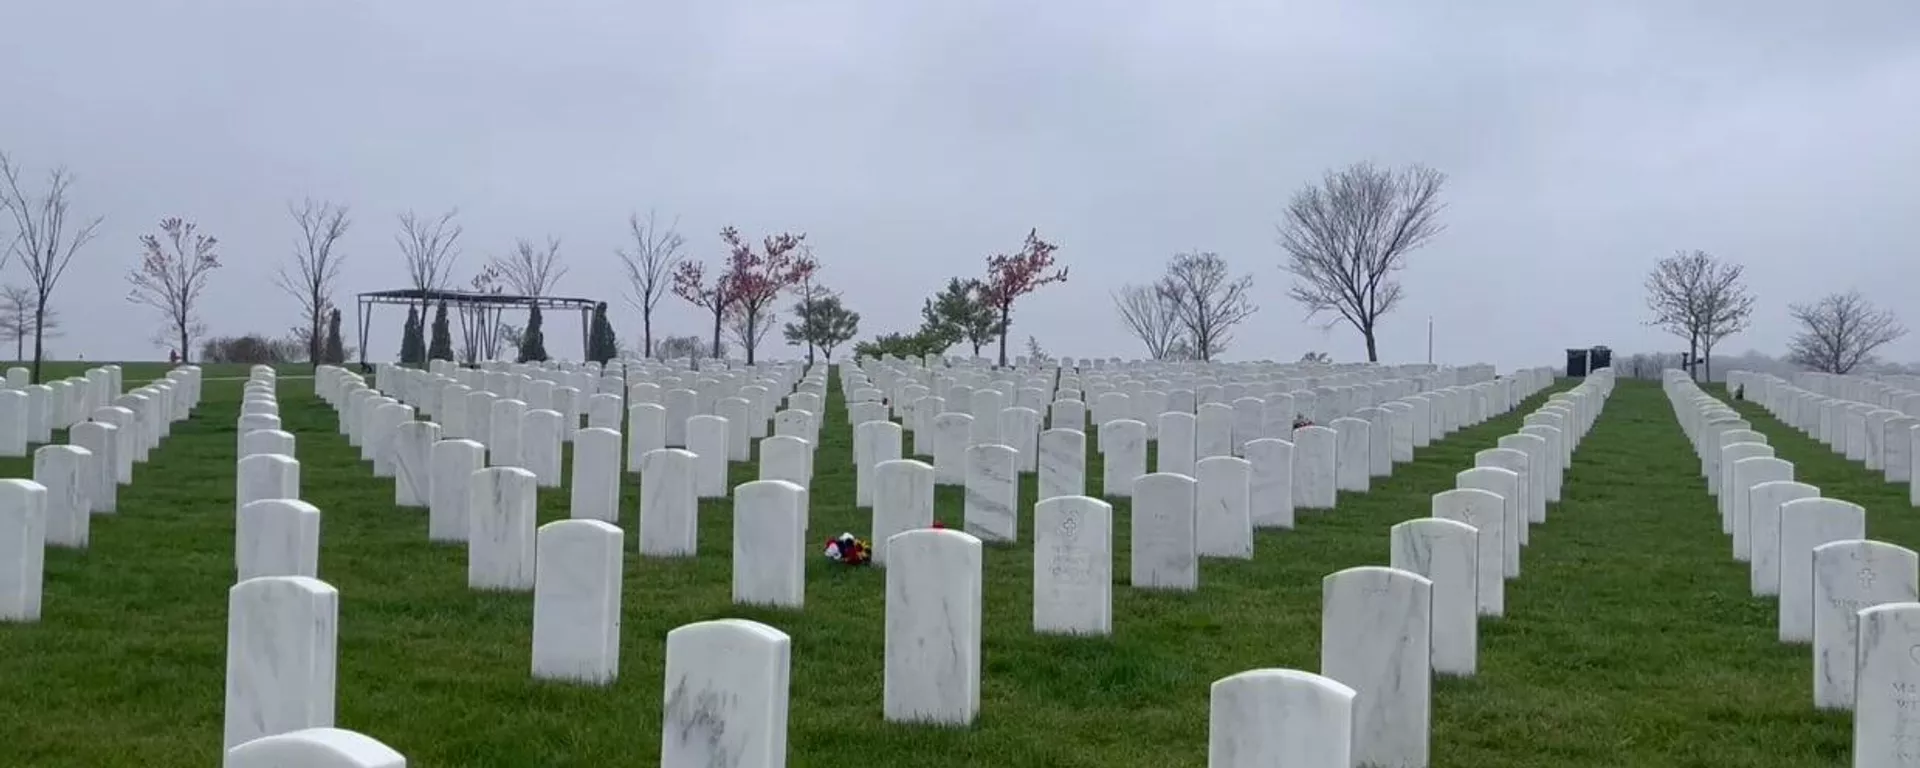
left=396, top=208, right=462, bottom=317
left=1786, top=290, right=1906, bottom=375
left=618, top=209, right=686, bottom=359
left=1277, top=162, right=1445, bottom=362
left=495, top=234, right=567, bottom=297
left=1112, top=282, right=1182, bottom=360
left=275, top=198, right=351, bottom=368
left=1158, top=250, right=1257, bottom=361
left=1, top=152, right=103, bottom=380
left=1643, top=249, right=1754, bottom=380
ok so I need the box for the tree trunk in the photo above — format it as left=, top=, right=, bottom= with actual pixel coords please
left=643, top=310, right=654, bottom=359
left=996, top=306, right=1011, bottom=368
left=709, top=307, right=724, bottom=360
left=179, top=321, right=191, bottom=365
left=1687, top=335, right=1700, bottom=381
left=31, top=303, right=46, bottom=383
left=1364, top=327, right=1379, bottom=363
left=1701, top=344, right=1713, bottom=383
left=744, top=309, right=759, bottom=365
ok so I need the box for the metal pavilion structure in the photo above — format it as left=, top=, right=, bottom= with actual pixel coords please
left=354, top=288, right=600, bottom=367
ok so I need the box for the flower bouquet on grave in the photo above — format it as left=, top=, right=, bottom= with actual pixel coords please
left=1292, top=414, right=1314, bottom=430
left=824, top=533, right=873, bottom=566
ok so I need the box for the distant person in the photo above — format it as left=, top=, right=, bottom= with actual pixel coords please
left=169, top=349, right=180, bottom=364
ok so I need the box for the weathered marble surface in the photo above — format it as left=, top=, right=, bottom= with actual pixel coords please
left=758, top=435, right=813, bottom=489
left=392, top=421, right=440, bottom=508
left=1291, top=426, right=1337, bottom=510
left=883, top=529, right=982, bottom=726
left=225, top=727, right=407, bottom=768
left=1810, top=539, right=1917, bottom=710
left=1157, top=412, right=1198, bottom=477
left=69, top=422, right=118, bottom=514
left=872, top=459, right=935, bottom=567
left=520, top=409, right=565, bottom=488
left=1037, top=428, right=1086, bottom=503
left=963, top=443, right=1019, bottom=543
left=236, top=499, right=321, bottom=581
left=626, top=403, right=667, bottom=474
left=1244, top=438, right=1294, bottom=530
left=1716, top=442, right=1774, bottom=531
left=1195, top=456, right=1253, bottom=559
left=1496, top=433, right=1550, bottom=525
left=930, top=412, right=973, bottom=486
left=1330, top=417, right=1370, bottom=493
left=855, top=420, right=903, bottom=508
left=1099, top=419, right=1148, bottom=498
left=1473, top=448, right=1530, bottom=547
left=35, top=445, right=90, bottom=550
left=733, top=480, right=807, bottom=609
left=0, top=479, right=47, bottom=622
left=686, top=414, right=730, bottom=499
left=1033, top=495, right=1112, bottom=636
left=1778, top=497, right=1866, bottom=643
left=661, top=619, right=792, bottom=766
left=468, top=466, right=538, bottom=591
left=568, top=427, right=622, bottom=523
left=429, top=439, right=485, bottom=543
left=1729, top=456, right=1793, bottom=563
left=1431, top=488, right=1506, bottom=617
left=1208, top=669, right=1354, bottom=768
left=1456, top=467, right=1521, bottom=580
left=223, top=575, right=338, bottom=750
left=1852, top=603, right=1920, bottom=765
left=638, top=448, right=698, bottom=558
left=1390, top=518, right=1478, bottom=677
left=1130, top=472, right=1198, bottom=591
left=488, top=398, right=528, bottom=467
left=1320, top=566, right=1432, bottom=768
left=531, top=519, right=623, bottom=685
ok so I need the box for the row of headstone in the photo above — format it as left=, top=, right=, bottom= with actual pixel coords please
left=1728, top=369, right=1920, bottom=509
left=222, top=574, right=800, bottom=766
left=1273, top=368, right=1615, bottom=768
left=1665, top=370, right=1920, bottom=764
left=2, top=363, right=204, bottom=623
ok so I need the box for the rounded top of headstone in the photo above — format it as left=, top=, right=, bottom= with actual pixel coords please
left=225, top=727, right=405, bottom=768
left=1211, top=667, right=1357, bottom=702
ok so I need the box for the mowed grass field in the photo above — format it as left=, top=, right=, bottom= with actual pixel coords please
left=0, top=369, right=1890, bottom=766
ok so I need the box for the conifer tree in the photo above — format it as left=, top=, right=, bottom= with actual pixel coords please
left=517, top=303, right=549, bottom=363
left=427, top=299, right=455, bottom=361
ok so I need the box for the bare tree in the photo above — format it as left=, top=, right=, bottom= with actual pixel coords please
left=1112, top=282, right=1182, bottom=360
left=1277, top=162, right=1446, bottom=362
left=1644, top=249, right=1755, bottom=381
left=1786, top=290, right=1907, bottom=374
left=396, top=209, right=462, bottom=319
left=0, top=153, right=103, bottom=382
left=495, top=235, right=567, bottom=297
left=128, top=218, right=222, bottom=363
left=275, top=199, right=351, bottom=369
left=726, top=307, right=777, bottom=354
left=0, top=284, right=59, bottom=361
left=618, top=209, right=686, bottom=359
left=1158, top=251, right=1257, bottom=361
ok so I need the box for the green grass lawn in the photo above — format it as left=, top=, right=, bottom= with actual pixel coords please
left=0, top=374, right=1877, bottom=766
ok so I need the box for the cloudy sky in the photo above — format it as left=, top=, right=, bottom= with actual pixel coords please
left=3, top=0, right=1915, bottom=370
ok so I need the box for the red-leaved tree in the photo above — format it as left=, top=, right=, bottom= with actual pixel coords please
left=720, top=227, right=813, bottom=365
left=672, top=258, right=734, bottom=361
left=979, top=228, right=1067, bottom=367
left=128, top=217, right=222, bottom=363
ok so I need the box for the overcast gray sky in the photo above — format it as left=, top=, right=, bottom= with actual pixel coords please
left=3, top=0, right=1915, bottom=370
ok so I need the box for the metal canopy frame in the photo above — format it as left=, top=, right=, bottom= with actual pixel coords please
left=355, top=288, right=599, bottom=367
